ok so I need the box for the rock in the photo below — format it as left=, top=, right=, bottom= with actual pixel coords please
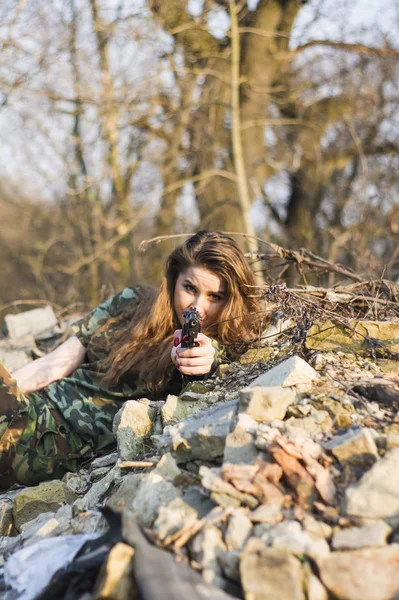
left=306, top=320, right=399, bottom=355
left=240, top=539, right=304, bottom=600
left=190, top=525, right=226, bottom=586
left=302, top=517, right=332, bottom=540
left=343, top=448, right=399, bottom=525
left=239, top=386, right=296, bottom=423
left=158, top=400, right=238, bottom=463
left=0, top=340, right=32, bottom=371
left=250, top=356, right=319, bottom=390
left=63, top=472, right=90, bottom=494
left=249, top=502, right=284, bottom=525
left=153, top=497, right=198, bottom=542
left=181, top=486, right=216, bottom=518
left=0, top=502, right=15, bottom=537
left=67, top=510, right=107, bottom=535
left=332, top=521, right=391, bottom=550
left=223, top=414, right=258, bottom=465
left=317, top=545, right=399, bottom=600
left=113, top=400, right=156, bottom=460
left=200, top=466, right=258, bottom=509
left=152, top=453, right=181, bottom=483
left=239, top=348, right=275, bottom=364
left=255, top=521, right=330, bottom=561
left=286, top=409, right=332, bottom=438
left=225, top=510, right=252, bottom=551
left=5, top=305, right=58, bottom=342
left=324, top=428, right=379, bottom=468
left=90, top=467, right=112, bottom=482
left=161, top=394, right=208, bottom=427
left=303, top=563, right=328, bottom=600
left=106, top=474, right=142, bottom=513
left=108, top=472, right=181, bottom=527
left=219, top=549, right=240, bottom=582
left=13, top=481, right=77, bottom=531
left=81, top=464, right=121, bottom=509
left=93, top=542, right=135, bottom=600
left=90, top=452, right=118, bottom=469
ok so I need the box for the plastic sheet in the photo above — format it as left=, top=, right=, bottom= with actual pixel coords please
left=4, top=533, right=99, bottom=600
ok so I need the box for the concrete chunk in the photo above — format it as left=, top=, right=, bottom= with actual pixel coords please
left=161, top=394, right=208, bottom=427
left=250, top=355, right=319, bottom=389
left=113, top=400, right=156, bottom=460
left=158, top=400, right=237, bottom=463
left=332, top=521, right=391, bottom=550
left=240, top=540, right=305, bottom=600
left=5, top=306, right=58, bottom=342
left=13, top=481, right=77, bottom=531
left=324, top=428, right=379, bottom=468
left=343, top=448, right=399, bottom=525
left=239, top=386, right=296, bottom=422
left=317, top=545, right=399, bottom=600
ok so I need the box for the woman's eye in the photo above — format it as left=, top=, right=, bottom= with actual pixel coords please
left=210, top=294, right=221, bottom=301
left=185, top=284, right=195, bottom=293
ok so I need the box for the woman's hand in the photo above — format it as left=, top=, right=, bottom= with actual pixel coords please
left=171, top=329, right=215, bottom=376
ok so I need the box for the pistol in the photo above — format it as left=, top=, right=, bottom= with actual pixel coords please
left=181, top=308, right=201, bottom=348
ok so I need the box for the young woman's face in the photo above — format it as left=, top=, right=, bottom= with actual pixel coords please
left=174, top=266, right=228, bottom=329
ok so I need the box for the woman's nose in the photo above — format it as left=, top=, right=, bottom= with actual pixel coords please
left=193, top=295, right=207, bottom=319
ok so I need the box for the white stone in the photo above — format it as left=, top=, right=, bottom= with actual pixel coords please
left=225, top=510, right=252, bottom=551
left=240, top=541, right=305, bottom=600
left=152, top=453, right=181, bottom=483
left=161, top=394, right=208, bottom=427
left=5, top=306, right=58, bottom=342
left=332, top=521, right=391, bottom=550
left=239, top=386, right=296, bottom=422
left=324, top=428, right=379, bottom=468
left=158, top=400, right=237, bottom=463
left=258, top=521, right=330, bottom=561
left=317, top=545, right=399, bottom=600
left=343, top=448, right=399, bottom=525
left=250, top=355, right=319, bottom=389
left=223, top=414, right=258, bottom=465
left=113, top=400, right=156, bottom=460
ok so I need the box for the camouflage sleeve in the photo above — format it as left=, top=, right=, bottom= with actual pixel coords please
left=71, top=288, right=139, bottom=348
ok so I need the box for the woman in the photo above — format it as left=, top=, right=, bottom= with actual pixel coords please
left=0, top=231, right=262, bottom=488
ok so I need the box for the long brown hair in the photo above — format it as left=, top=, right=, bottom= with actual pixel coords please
left=101, top=231, right=263, bottom=392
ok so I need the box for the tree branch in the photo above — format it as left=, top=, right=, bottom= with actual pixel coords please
left=295, top=40, right=399, bottom=60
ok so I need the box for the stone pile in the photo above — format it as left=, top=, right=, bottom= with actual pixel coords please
left=0, top=308, right=399, bottom=599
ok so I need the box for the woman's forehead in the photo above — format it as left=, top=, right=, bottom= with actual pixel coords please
left=179, top=266, right=226, bottom=293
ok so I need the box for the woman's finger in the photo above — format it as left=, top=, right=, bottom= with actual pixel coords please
left=173, top=329, right=182, bottom=347
left=178, top=364, right=214, bottom=376
left=177, top=356, right=213, bottom=368
left=176, top=345, right=214, bottom=359
left=194, top=332, right=213, bottom=346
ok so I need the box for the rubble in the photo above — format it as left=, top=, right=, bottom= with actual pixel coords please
left=317, top=545, right=399, bottom=600
left=343, top=447, right=399, bottom=525
left=239, top=386, right=296, bottom=422
left=240, top=540, right=304, bottom=600
left=13, top=481, right=77, bottom=531
left=324, top=428, right=379, bottom=468
left=331, top=520, right=391, bottom=550
left=249, top=355, right=319, bottom=390
left=1, top=300, right=399, bottom=599
left=5, top=306, right=58, bottom=343
left=158, top=399, right=238, bottom=463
